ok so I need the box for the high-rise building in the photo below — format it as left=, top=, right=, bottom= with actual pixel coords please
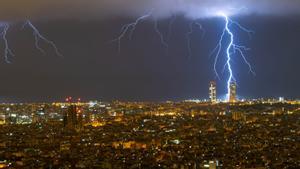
left=209, top=81, right=217, bottom=103
left=229, top=82, right=237, bottom=102
left=68, top=105, right=77, bottom=128
left=64, top=105, right=83, bottom=130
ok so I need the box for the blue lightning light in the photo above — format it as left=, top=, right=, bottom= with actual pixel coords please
left=112, top=11, right=153, bottom=54
left=112, top=11, right=254, bottom=102
left=212, top=13, right=254, bottom=101
left=0, top=20, right=62, bottom=63
left=112, top=10, right=168, bottom=54
left=0, top=23, right=14, bottom=63
left=23, top=20, right=63, bottom=57
left=223, top=14, right=235, bottom=100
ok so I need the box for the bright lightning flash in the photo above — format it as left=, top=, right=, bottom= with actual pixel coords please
left=212, top=12, right=255, bottom=101
left=112, top=10, right=254, bottom=102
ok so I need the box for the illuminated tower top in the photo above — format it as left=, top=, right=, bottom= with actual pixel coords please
left=211, top=13, right=253, bottom=103
left=209, top=81, right=217, bottom=103
left=229, top=82, right=237, bottom=103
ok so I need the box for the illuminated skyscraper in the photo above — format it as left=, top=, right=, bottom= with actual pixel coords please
left=229, top=82, right=237, bottom=102
left=209, top=81, right=217, bottom=103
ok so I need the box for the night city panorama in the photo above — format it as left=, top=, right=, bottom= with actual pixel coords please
left=0, top=0, right=300, bottom=169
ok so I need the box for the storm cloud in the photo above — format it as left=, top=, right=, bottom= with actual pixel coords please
left=1, top=0, right=300, bottom=21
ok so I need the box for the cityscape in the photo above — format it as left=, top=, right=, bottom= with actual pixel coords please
left=1, top=0, right=300, bottom=169
left=0, top=82, right=299, bottom=168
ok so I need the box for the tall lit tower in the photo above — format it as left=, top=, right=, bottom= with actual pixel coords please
left=229, top=82, right=237, bottom=102
left=209, top=81, right=217, bottom=103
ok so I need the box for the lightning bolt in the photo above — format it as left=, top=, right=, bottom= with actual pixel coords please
left=223, top=15, right=235, bottom=100
left=154, top=19, right=168, bottom=54
left=112, top=10, right=168, bottom=54
left=23, top=20, right=63, bottom=57
left=0, top=20, right=62, bottom=63
left=186, top=21, right=205, bottom=59
left=112, top=11, right=153, bottom=54
left=0, top=23, right=14, bottom=63
left=111, top=11, right=254, bottom=101
left=211, top=13, right=254, bottom=101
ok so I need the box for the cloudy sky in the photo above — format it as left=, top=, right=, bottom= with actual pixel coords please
left=1, top=0, right=300, bottom=20
left=0, top=1, right=299, bottom=102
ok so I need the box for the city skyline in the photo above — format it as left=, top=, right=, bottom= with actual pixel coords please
left=0, top=2, right=298, bottom=102
left=0, top=1, right=300, bottom=168
left=1, top=99, right=299, bottom=168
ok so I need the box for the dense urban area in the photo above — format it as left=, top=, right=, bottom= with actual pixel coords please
left=0, top=98, right=299, bottom=169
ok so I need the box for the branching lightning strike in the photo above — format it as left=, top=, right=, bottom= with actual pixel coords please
left=111, top=11, right=153, bottom=54
left=23, top=20, right=63, bottom=57
left=112, top=10, right=168, bottom=54
left=0, top=21, right=62, bottom=63
left=112, top=11, right=254, bottom=101
left=211, top=13, right=255, bottom=101
left=0, top=23, right=14, bottom=63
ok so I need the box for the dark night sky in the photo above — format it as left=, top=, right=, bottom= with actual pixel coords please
left=0, top=15, right=299, bottom=102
